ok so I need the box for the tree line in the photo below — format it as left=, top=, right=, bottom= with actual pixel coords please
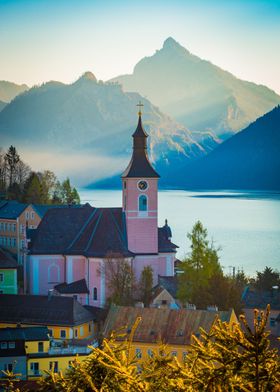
left=0, top=145, right=80, bottom=204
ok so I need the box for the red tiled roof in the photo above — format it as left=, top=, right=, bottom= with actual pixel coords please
left=103, top=306, right=233, bottom=345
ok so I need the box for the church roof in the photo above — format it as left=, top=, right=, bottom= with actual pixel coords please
left=29, top=205, right=133, bottom=258
left=54, top=279, right=89, bottom=294
left=158, top=227, right=178, bottom=253
left=122, top=115, right=160, bottom=178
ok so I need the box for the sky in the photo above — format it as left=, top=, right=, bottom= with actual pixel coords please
left=0, top=0, right=280, bottom=94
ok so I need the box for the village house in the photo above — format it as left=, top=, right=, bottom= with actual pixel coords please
left=0, top=294, right=96, bottom=341
left=0, top=248, right=18, bottom=294
left=103, top=305, right=238, bottom=364
left=0, top=326, right=89, bottom=380
left=27, top=111, right=178, bottom=307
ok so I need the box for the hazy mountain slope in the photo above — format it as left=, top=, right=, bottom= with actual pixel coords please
left=0, top=100, right=7, bottom=112
left=166, top=106, right=280, bottom=190
left=111, top=38, right=280, bottom=141
left=0, top=72, right=209, bottom=183
left=0, top=81, right=29, bottom=102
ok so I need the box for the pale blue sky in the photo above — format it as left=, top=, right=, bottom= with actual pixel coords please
left=0, top=0, right=280, bottom=93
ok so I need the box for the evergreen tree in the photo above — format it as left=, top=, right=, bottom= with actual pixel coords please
left=37, top=306, right=280, bottom=392
left=178, top=221, right=222, bottom=306
left=255, top=266, right=280, bottom=291
left=4, top=145, right=20, bottom=187
left=22, top=172, right=43, bottom=204
left=61, top=178, right=80, bottom=204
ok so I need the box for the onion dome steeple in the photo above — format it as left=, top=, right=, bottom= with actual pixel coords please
left=122, top=102, right=160, bottom=178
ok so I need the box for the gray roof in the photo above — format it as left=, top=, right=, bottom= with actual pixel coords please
left=32, top=203, right=82, bottom=218
left=0, top=327, right=49, bottom=341
left=0, top=294, right=93, bottom=326
left=122, top=115, right=160, bottom=178
left=29, top=205, right=133, bottom=258
left=29, top=205, right=177, bottom=257
left=54, top=279, right=89, bottom=294
left=0, top=247, right=18, bottom=268
left=0, top=200, right=28, bottom=219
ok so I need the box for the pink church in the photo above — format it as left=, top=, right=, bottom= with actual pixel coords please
left=27, top=111, right=178, bottom=307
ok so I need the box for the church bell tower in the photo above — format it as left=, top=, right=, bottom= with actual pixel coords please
left=122, top=103, right=160, bottom=254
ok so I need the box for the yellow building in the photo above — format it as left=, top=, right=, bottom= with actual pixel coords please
left=0, top=326, right=89, bottom=380
left=103, top=305, right=238, bottom=364
left=0, top=294, right=95, bottom=341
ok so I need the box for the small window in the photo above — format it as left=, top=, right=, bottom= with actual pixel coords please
left=93, top=287, right=98, bottom=301
left=21, top=240, right=25, bottom=249
left=48, top=329, right=53, bottom=337
left=60, top=330, right=66, bottom=339
left=182, top=352, right=188, bottom=362
left=12, top=238, right=16, bottom=247
left=25, top=211, right=29, bottom=220
left=49, top=361, right=58, bottom=373
left=31, top=212, right=35, bottom=220
left=161, top=300, right=167, bottom=305
left=20, top=224, right=25, bottom=234
left=135, top=348, right=142, bottom=358
left=7, top=223, right=11, bottom=232
left=0, top=273, right=4, bottom=283
left=139, top=195, right=147, bottom=211
left=74, top=329, right=78, bottom=338
left=8, top=342, right=15, bottom=349
left=270, top=317, right=276, bottom=327
left=88, top=323, right=91, bottom=333
left=147, top=349, right=153, bottom=358
left=30, top=362, right=39, bottom=375
left=80, top=326, right=84, bottom=337
left=1, top=342, right=7, bottom=349
left=4, top=363, right=13, bottom=372
left=4, top=223, right=7, bottom=231
left=123, top=181, right=126, bottom=189
left=171, top=351, right=177, bottom=357
left=38, top=342, right=44, bottom=352
left=12, top=224, right=16, bottom=232
left=0, top=222, right=3, bottom=231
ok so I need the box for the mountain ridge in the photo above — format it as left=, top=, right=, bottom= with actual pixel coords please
left=111, top=37, right=280, bottom=141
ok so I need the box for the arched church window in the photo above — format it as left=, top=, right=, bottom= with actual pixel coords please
left=48, top=264, right=60, bottom=283
left=139, top=195, right=147, bottom=211
left=93, top=287, right=98, bottom=301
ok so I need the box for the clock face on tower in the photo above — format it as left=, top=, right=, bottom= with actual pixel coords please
left=138, top=180, right=148, bottom=191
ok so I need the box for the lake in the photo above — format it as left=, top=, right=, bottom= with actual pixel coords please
left=78, top=188, right=280, bottom=277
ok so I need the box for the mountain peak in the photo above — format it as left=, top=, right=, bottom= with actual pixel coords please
left=162, top=37, right=188, bottom=53
left=79, top=71, right=97, bottom=82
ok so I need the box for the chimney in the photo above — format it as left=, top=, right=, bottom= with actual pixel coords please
left=48, top=289, right=54, bottom=300
left=207, top=305, right=218, bottom=312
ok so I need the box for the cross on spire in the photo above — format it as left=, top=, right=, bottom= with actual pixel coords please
left=137, top=101, right=144, bottom=116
